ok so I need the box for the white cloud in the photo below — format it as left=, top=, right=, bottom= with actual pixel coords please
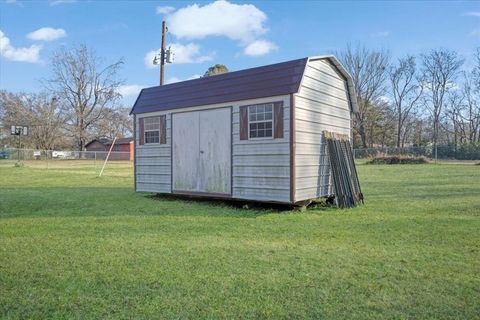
left=244, top=40, right=277, bottom=56
left=166, top=0, right=267, bottom=44
left=463, top=12, right=480, bottom=17
left=449, top=82, right=460, bottom=91
left=144, top=50, right=158, bottom=68
left=166, top=74, right=202, bottom=84
left=27, top=27, right=66, bottom=41
left=144, top=42, right=213, bottom=68
left=0, top=30, right=41, bottom=63
left=166, top=76, right=181, bottom=84
left=378, top=95, right=391, bottom=104
left=169, top=43, right=213, bottom=63
left=470, top=29, right=480, bottom=37
left=49, top=0, right=76, bottom=6
left=156, top=6, right=176, bottom=15
left=370, top=31, right=390, bottom=38
left=118, top=85, right=145, bottom=97
left=188, top=74, right=202, bottom=80
left=163, top=1, right=277, bottom=57
left=5, top=0, right=23, bottom=6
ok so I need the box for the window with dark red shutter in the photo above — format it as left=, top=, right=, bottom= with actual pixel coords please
left=273, top=102, right=284, bottom=139
left=239, top=102, right=283, bottom=140
left=139, top=118, right=145, bottom=145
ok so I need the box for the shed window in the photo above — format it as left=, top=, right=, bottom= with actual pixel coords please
left=144, top=117, right=161, bottom=144
left=248, top=104, right=273, bottom=139
left=139, top=115, right=166, bottom=145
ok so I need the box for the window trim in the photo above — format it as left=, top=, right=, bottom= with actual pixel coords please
left=247, top=103, right=274, bottom=140
left=143, top=116, right=161, bottom=145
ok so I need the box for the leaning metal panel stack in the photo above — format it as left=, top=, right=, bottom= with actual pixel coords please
left=324, top=131, right=364, bottom=208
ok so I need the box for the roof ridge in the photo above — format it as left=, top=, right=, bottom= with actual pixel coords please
left=142, top=57, right=308, bottom=92
left=130, top=57, right=309, bottom=115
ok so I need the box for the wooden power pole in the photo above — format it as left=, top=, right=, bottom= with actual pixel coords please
left=160, top=21, right=167, bottom=86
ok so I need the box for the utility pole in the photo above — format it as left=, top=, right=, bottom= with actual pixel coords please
left=153, top=21, right=173, bottom=85
left=160, top=21, right=167, bottom=86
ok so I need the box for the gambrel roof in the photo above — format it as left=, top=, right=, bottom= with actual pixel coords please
left=130, top=56, right=357, bottom=115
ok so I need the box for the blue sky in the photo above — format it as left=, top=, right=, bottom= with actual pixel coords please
left=1, top=0, right=479, bottom=105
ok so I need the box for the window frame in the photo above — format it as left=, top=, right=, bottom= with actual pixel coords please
left=247, top=103, right=274, bottom=140
left=143, top=116, right=161, bottom=145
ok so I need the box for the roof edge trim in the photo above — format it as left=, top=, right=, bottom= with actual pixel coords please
left=129, top=88, right=144, bottom=115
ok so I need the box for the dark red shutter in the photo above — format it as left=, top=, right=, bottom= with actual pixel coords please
left=160, top=115, right=166, bottom=144
left=139, top=118, right=145, bottom=145
left=274, top=102, right=284, bottom=139
left=240, top=106, right=248, bottom=140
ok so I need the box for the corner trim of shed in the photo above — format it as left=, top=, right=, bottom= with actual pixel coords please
left=133, top=114, right=137, bottom=192
left=289, top=93, right=296, bottom=203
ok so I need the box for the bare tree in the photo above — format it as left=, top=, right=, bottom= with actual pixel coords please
left=444, top=92, right=465, bottom=146
left=462, top=48, right=480, bottom=143
left=448, top=72, right=480, bottom=145
left=0, top=91, right=33, bottom=148
left=389, top=56, right=424, bottom=147
left=0, top=91, right=66, bottom=149
left=421, top=49, right=463, bottom=159
left=411, top=118, right=429, bottom=146
left=400, top=112, right=420, bottom=146
left=92, top=107, right=133, bottom=140
left=337, top=44, right=389, bottom=147
left=361, top=99, right=395, bottom=147
left=45, top=45, right=123, bottom=151
left=23, top=94, right=67, bottom=150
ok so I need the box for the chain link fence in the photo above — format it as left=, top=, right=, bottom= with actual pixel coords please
left=2, top=145, right=478, bottom=174
left=353, top=145, right=480, bottom=162
left=0, top=148, right=133, bottom=175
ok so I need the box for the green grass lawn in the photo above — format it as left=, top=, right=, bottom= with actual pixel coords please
left=0, top=161, right=479, bottom=319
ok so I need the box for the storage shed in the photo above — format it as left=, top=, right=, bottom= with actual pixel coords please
left=130, top=55, right=359, bottom=205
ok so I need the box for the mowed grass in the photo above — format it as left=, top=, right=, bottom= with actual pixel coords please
left=0, top=161, right=479, bottom=319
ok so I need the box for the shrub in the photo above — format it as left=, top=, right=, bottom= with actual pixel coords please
left=366, top=153, right=429, bottom=165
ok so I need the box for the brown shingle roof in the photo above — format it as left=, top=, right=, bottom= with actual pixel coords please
left=85, top=137, right=133, bottom=147
left=130, top=58, right=308, bottom=115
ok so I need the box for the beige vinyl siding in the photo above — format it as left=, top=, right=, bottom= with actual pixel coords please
left=294, top=59, right=352, bottom=202
left=135, top=113, right=171, bottom=193
left=134, top=95, right=291, bottom=203
left=232, top=95, right=291, bottom=203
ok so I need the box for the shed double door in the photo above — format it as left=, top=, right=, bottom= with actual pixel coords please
left=172, top=108, right=231, bottom=195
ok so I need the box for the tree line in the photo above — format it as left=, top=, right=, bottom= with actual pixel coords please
left=1, top=44, right=479, bottom=152
left=0, top=45, right=131, bottom=151
left=337, top=45, right=480, bottom=151
left=0, top=46, right=232, bottom=152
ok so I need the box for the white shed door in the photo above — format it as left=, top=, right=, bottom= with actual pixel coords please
left=172, top=108, right=231, bottom=195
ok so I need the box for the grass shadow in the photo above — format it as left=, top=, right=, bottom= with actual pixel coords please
left=147, top=193, right=339, bottom=214
left=147, top=193, right=294, bottom=214
left=1, top=187, right=298, bottom=219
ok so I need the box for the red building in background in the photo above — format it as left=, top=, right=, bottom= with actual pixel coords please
left=85, top=138, right=134, bottom=160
